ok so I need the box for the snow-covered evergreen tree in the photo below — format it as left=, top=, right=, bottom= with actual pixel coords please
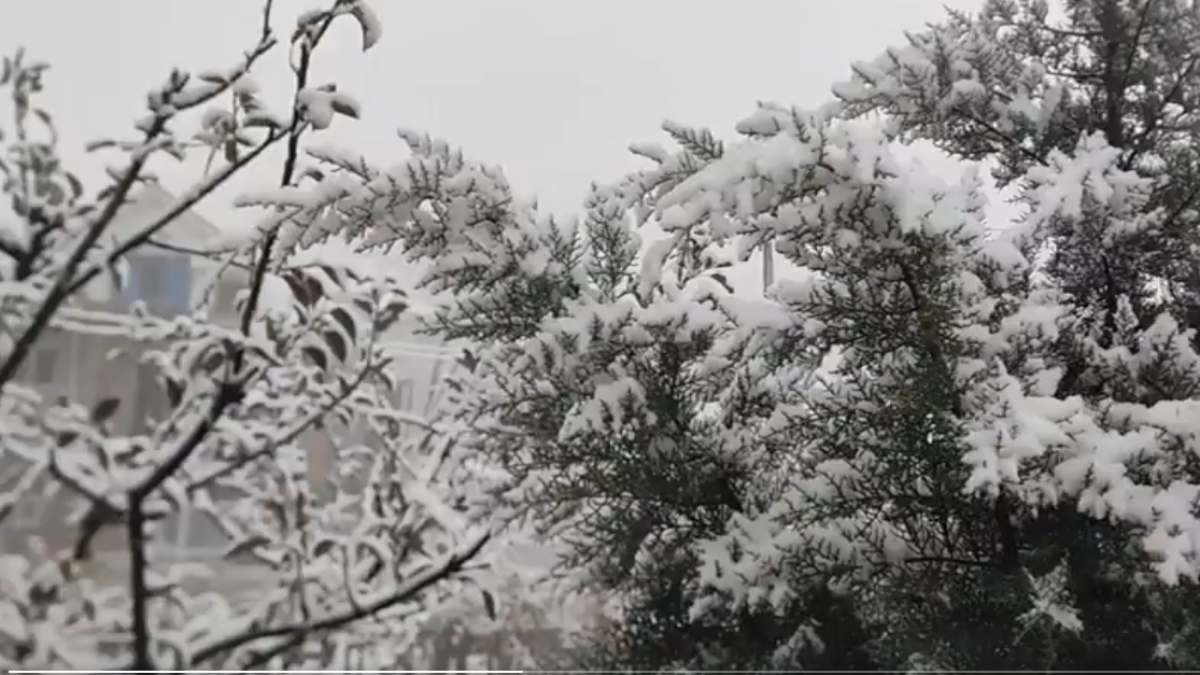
left=359, top=0, right=1200, bottom=669
left=826, top=0, right=1200, bottom=666
left=615, top=0, right=1200, bottom=668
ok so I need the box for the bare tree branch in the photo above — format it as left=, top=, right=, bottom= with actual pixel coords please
left=190, top=531, right=492, bottom=666
left=185, top=359, right=379, bottom=495
left=64, top=128, right=288, bottom=298
left=0, top=26, right=277, bottom=391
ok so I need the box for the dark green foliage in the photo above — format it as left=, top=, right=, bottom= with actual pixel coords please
left=423, top=1, right=1200, bottom=670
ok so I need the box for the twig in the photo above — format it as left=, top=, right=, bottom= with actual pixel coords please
left=128, top=496, right=152, bottom=667
left=904, top=555, right=995, bottom=568
left=235, top=8, right=338, bottom=346
left=0, top=29, right=277, bottom=390
left=185, top=361, right=376, bottom=494
left=953, top=108, right=1047, bottom=167
left=0, top=237, right=22, bottom=260
left=65, top=129, right=288, bottom=298
left=122, top=4, right=343, bottom=666
left=239, top=631, right=306, bottom=670
left=48, top=451, right=121, bottom=515
left=189, top=531, right=492, bottom=666
left=0, top=132, right=159, bottom=390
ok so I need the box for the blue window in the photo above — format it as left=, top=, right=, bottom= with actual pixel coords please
left=119, top=255, right=193, bottom=316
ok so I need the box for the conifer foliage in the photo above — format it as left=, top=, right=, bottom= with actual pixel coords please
left=316, top=0, right=1200, bottom=669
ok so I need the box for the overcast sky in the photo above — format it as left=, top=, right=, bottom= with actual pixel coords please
left=1, top=0, right=992, bottom=290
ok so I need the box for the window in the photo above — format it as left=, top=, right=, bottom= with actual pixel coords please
left=119, top=255, right=193, bottom=316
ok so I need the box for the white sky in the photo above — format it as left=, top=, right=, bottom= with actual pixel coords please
left=1, top=0, right=997, bottom=292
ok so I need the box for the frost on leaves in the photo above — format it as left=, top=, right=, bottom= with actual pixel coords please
left=0, top=1, right=492, bottom=670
